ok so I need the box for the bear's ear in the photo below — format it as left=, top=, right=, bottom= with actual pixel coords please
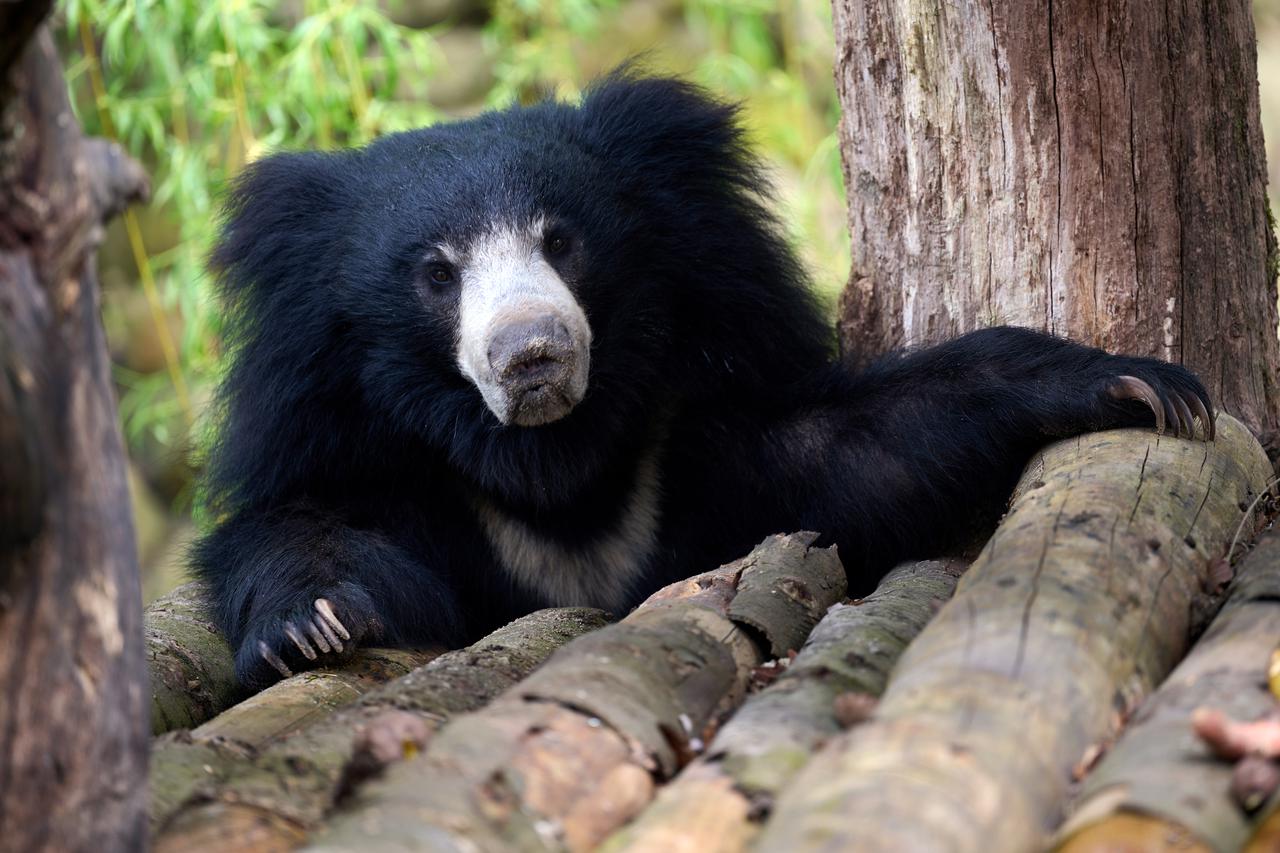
left=575, top=72, right=762, bottom=196
left=211, top=150, right=358, bottom=306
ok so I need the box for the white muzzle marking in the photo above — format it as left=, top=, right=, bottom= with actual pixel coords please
left=453, top=221, right=592, bottom=426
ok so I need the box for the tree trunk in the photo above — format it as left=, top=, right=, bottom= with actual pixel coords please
left=832, top=0, right=1280, bottom=444
left=0, top=6, right=151, bottom=851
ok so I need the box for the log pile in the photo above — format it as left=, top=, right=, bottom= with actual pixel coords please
left=755, top=416, right=1271, bottom=852
left=142, top=418, right=1280, bottom=851
left=311, top=531, right=846, bottom=851
left=154, top=607, right=608, bottom=850
left=601, top=558, right=966, bottom=853
left=1056, top=533, right=1280, bottom=852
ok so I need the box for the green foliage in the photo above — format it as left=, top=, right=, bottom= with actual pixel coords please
left=64, top=0, right=442, bottom=455
left=62, top=0, right=847, bottom=469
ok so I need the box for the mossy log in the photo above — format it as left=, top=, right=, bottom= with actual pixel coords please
left=147, top=582, right=240, bottom=734
left=151, top=645, right=440, bottom=832
left=601, top=558, right=965, bottom=853
left=1055, top=532, right=1280, bottom=853
left=147, top=582, right=444, bottom=737
left=310, top=532, right=846, bottom=852
left=153, top=607, right=608, bottom=852
left=753, top=417, right=1271, bottom=853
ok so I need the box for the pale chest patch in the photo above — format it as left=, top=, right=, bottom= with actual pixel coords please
left=474, top=453, right=663, bottom=614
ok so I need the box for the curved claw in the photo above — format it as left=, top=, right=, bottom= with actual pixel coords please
left=258, top=640, right=293, bottom=679
left=305, top=620, right=332, bottom=654
left=315, top=598, right=351, bottom=641
left=284, top=622, right=317, bottom=660
left=312, top=615, right=344, bottom=653
left=1170, top=393, right=1195, bottom=439
left=1160, top=394, right=1180, bottom=439
left=1109, top=375, right=1166, bottom=435
left=1187, top=393, right=1215, bottom=441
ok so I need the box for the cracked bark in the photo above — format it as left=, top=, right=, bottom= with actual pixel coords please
left=1055, top=532, right=1280, bottom=852
left=832, top=0, right=1280, bottom=446
left=151, top=607, right=606, bottom=850
left=145, top=582, right=446, bottom=737
left=752, top=418, right=1271, bottom=853
left=146, top=582, right=242, bottom=735
left=600, top=558, right=966, bottom=853
left=0, top=7, right=150, bottom=851
left=309, top=533, right=846, bottom=853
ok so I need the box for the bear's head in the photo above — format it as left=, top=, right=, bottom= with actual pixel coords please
left=208, top=73, right=830, bottom=509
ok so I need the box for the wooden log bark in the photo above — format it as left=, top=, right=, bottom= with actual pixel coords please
left=0, top=7, right=152, bottom=849
left=753, top=417, right=1271, bottom=853
left=147, top=582, right=444, bottom=737
left=601, top=558, right=965, bottom=853
left=1248, top=804, right=1280, bottom=852
left=309, top=533, right=846, bottom=852
left=152, top=607, right=607, bottom=848
left=1055, top=533, right=1280, bottom=852
left=830, top=0, right=1280, bottom=443
left=151, top=646, right=439, bottom=831
left=147, top=582, right=242, bottom=734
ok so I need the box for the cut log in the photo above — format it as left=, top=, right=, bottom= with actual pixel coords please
left=1054, top=532, right=1280, bottom=852
left=309, top=533, right=846, bottom=852
left=147, top=582, right=241, bottom=734
left=601, top=558, right=965, bottom=853
left=151, top=646, right=439, bottom=831
left=147, top=582, right=443, bottom=736
left=753, top=417, right=1271, bottom=853
left=152, top=607, right=608, bottom=849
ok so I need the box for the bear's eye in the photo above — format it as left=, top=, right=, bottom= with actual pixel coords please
left=426, top=264, right=454, bottom=286
left=545, top=234, right=569, bottom=256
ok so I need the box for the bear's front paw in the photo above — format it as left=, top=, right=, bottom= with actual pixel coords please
left=236, top=583, right=383, bottom=689
left=1099, top=361, right=1214, bottom=441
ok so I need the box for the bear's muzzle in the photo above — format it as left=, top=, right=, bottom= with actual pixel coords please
left=487, top=313, right=586, bottom=426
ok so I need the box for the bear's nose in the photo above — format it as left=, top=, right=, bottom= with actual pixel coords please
left=487, top=316, right=575, bottom=384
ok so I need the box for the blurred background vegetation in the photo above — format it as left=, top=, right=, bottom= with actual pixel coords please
left=58, top=0, right=850, bottom=600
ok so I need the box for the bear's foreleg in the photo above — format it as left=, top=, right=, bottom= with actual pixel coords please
left=751, top=326, right=1214, bottom=593
left=858, top=325, right=1214, bottom=442
left=192, top=507, right=464, bottom=689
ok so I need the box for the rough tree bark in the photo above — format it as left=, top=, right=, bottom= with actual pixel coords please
left=150, top=645, right=440, bottom=833
left=832, top=0, right=1280, bottom=443
left=147, top=582, right=242, bottom=734
left=0, top=5, right=151, bottom=851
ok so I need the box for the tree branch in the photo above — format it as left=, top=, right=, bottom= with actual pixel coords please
left=603, top=558, right=966, bottom=852
left=80, top=138, right=150, bottom=221
left=1056, top=533, right=1280, bottom=851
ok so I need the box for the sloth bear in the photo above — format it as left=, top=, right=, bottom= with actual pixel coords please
left=193, top=74, right=1214, bottom=689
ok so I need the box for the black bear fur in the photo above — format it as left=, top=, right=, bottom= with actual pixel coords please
left=192, top=73, right=1213, bottom=689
